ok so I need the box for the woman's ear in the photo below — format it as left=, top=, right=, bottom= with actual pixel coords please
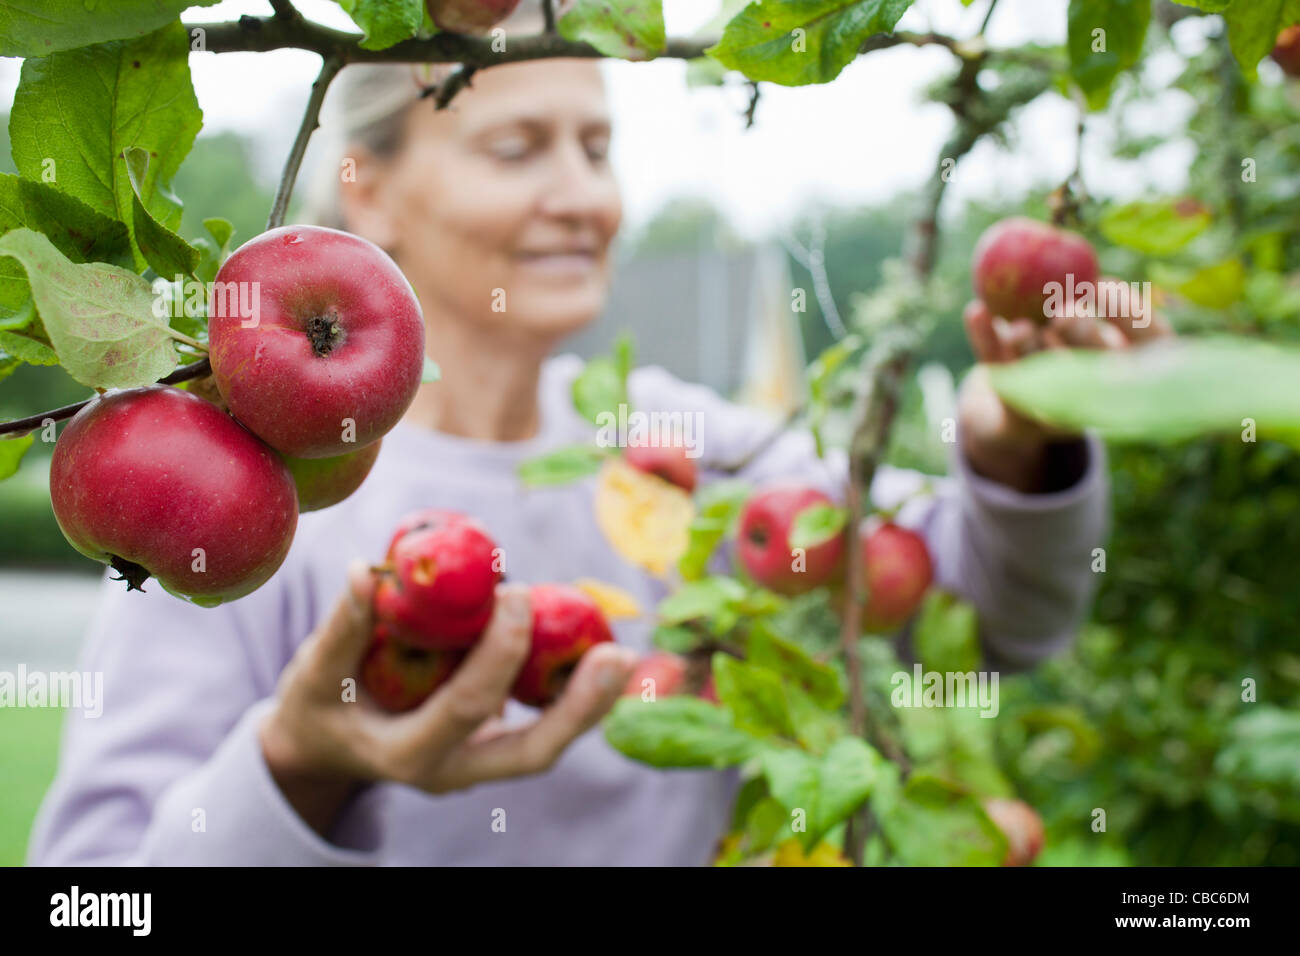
left=338, top=146, right=401, bottom=253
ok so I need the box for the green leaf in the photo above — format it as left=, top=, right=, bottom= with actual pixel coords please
left=657, top=575, right=748, bottom=625
left=678, top=479, right=751, bottom=581
left=517, top=443, right=608, bottom=487
left=1215, top=707, right=1300, bottom=804
left=913, top=591, right=981, bottom=675
left=421, top=355, right=441, bottom=383
left=0, top=434, right=34, bottom=481
left=1067, top=0, right=1151, bottom=110
left=1222, top=0, right=1295, bottom=75
left=788, top=501, right=847, bottom=550
left=988, top=337, right=1300, bottom=447
left=872, top=771, right=1006, bottom=866
left=192, top=218, right=236, bottom=285
left=761, top=736, right=884, bottom=846
left=1153, top=258, right=1247, bottom=310
left=122, top=147, right=200, bottom=280
left=335, top=0, right=425, bottom=51
left=0, top=0, right=220, bottom=57
left=747, top=622, right=845, bottom=708
left=10, top=22, right=202, bottom=261
left=559, top=0, right=667, bottom=60
left=1099, top=198, right=1212, bottom=255
left=572, top=357, right=628, bottom=426
left=0, top=330, right=58, bottom=365
left=0, top=229, right=180, bottom=388
left=603, top=695, right=764, bottom=768
left=713, top=653, right=797, bottom=739
left=708, top=0, right=915, bottom=87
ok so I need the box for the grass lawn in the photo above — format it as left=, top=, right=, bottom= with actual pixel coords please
left=0, top=707, right=65, bottom=866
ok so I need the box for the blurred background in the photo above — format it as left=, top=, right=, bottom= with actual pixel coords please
left=2, top=0, right=1298, bottom=866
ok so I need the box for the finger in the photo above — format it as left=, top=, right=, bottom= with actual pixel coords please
left=312, top=560, right=379, bottom=682
left=963, top=301, right=1003, bottom=364
left=406, top=584, right=532, bottom=751
left=1003, top=317, right=1043, bottom=357
left=436, top=642, right=637, bottom=789
left=1049, top=306, right=1109, bottom=349
left=1041, top=327, right=1068, bottom=350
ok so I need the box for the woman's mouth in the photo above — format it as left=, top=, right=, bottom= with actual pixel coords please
left=515, top=250, right=599, bottom=278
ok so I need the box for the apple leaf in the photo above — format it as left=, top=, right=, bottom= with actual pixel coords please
left=657, top=575, right=748, bottom=626
left=593, top=456, right=693, bottom=576
left=517, top=443, right=608, bottom=486
left=1067, top=0, right=1151, bottom=110
left=1099, top=198, right=1211, bottom=255
left=0, top=229, right=180, bottom=388
left=192, top=218, right=236, bottom=285
left=9, top=23, right=202, bottom=255
left=708, top=0, right=915, bottom=87
left=871, top=771, right=1007, bottom=866
left=123, top=147, right=200, bottom=281
left=747, top=623, right=845, bottom=708
left=1221, top=0, right=1300, bottom=75
left=603, top=695, right=765, bottom=768
left=0, top=434, right=34, bottom=481
left=334, top=0, right=424, bottom=51
left=912, top=591, right=981, bottom=675
left=761, top=736, right=885, bottom=846
left=988, top=337, right=1300, bottom=447
left=678, top=479, right=751, bottom=581
left=1149, top=258, right=1246, bottom=310
left=559, top=0, right=667, bottom=60
left=0, top=0, right=220, bottom=57
left=713, top=653, right=797, bottom=739
left=789, top=501, right=847, bottom=549
left=420, top=355, right=441, bottom=383
left=0, top=329, right=58, bottom=366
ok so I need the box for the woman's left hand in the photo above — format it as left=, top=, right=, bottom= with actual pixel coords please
left=956, top=279, right=1174, bottom=493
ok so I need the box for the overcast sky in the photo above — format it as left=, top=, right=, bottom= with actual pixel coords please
left=0, top=0, right=1234, bottom=238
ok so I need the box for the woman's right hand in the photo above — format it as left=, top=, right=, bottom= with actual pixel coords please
left=258, top=561, right=637, bottom=835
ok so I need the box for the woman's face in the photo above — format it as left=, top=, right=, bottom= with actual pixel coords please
left=354, top=59, right=623, bottom=344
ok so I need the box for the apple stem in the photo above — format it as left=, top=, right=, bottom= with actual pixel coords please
left=267, top=55, right=343, bottom=233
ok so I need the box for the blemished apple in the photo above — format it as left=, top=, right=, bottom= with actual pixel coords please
left=624, top=442, right=698, bottom=493
left=736, top=483, right=845, bottom=596
left=512, top=584, right=615, bottom=708
left=281, top=440, right=382, bottom=513
left=983, top=798, right=1046, bottom=867
left=208, top=225, right=425, bottom=459
left=623, top=652, right=688, bottom=700
left=361, top=622, right=464, bottom=712
left=372, top=509, right=502, bottom=649
left=971, top=217, right=1099, bottom=322
left=426, top=0, right=522, bottom=34
left=1274, top=25, right=1300, bottom=76
left=857, top=521, right=933, bottom=632
left=49, top=386, right=298, bottom=607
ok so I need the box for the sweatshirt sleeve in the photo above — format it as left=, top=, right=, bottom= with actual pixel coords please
left=25, top=567, right=383, bottom=867
left=627, top=364, right=1109, bottom=670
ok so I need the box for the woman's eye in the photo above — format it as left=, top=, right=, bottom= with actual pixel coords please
left=489, top=139, right=533, bottom=162
left=586, top=140, right=611, bottom=163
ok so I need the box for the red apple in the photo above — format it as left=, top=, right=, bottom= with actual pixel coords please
left=624, top=442, right=698, bottom=493
left=698, top=672, right=719, bottom=704
left=361, top=622, right=464, bottom=712
left=858, top=521, right=933, bottom=632
left=208, top=225, right=425, bottom=459
left=983, top=798, right=1045, bottom=867
left=282, top=440, right=382, bottom=513
left=49, top=386, right=298, bottom=606
left=426, top=0, right=522, bottom=34
left=736, top=484, right=845, bottom=596
left=972, top=217, right=1099, bottom=323
left=623, top=652, right=688, bottom=700
left=1273, top=25, right=1300, bottom=76
left=512, top=584, right=615, bottom=708
left=373, top=509, right=502, bottom=650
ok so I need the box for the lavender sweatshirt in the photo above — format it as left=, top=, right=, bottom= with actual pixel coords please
left=27, top=355, right=1107, bottom=866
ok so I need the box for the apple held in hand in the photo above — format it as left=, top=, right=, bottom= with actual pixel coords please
left=857, top=521, right=933, bottom=632
left=49, top=386, right=298, bottom=606
left=361, top=622, right=464, bottom=712
left=983, top=798, right=1045, bottom=867
left=971, top=217, right=1099, bottom=322
left=426, top=0, right=522, bottom=34
left=208, top=225, right=425, bottom=459
left=373, top=509, right=502, bottom=649
left=624, top=442, right=698, bottom=493
left=282, top=440, right=382, bottom=513
left=623, top=651, right=688, bottom=700
left=1274, top=25, right=1300, bottom=76
left=512, top=584, right=615, bottom=708
left=736, top=483, right=844, bottom=596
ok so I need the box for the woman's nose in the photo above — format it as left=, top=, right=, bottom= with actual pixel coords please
left=537, top=142, right=618, bottom=219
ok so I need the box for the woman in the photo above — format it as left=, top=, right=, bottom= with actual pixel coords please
left=28, top=11, right=1141, bottom=866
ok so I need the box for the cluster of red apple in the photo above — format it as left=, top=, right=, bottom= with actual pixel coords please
left=49, top=226, right=426, bottom=606
left=360, top=508, right=616, bottom=711
left=1275, top=25, right=1300, bottom=76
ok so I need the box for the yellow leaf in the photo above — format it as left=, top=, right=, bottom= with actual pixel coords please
left=594, top=457, right=693, bottom=578
left=573, top=578, right=643, bottom=619
left=772, top=839, right=853, bottom=867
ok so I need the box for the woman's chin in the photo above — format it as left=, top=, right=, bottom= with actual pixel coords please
left=506, top=289, right=607, bottom=339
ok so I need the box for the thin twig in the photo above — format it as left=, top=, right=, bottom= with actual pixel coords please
left=743, top=80, right=761, bottom=129
left=979, top=0, right=1001, bottom=36
left=267, top=55, right=343, bottom=231
left=542, top=0, right=557, bottom=33
left=0, top=359, right=212, bottom=437
left=430, top=64, right=479, bottom=109
left=780, top=213, right=847, bottom=340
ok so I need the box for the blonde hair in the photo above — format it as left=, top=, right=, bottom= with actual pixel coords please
left=301, top=1, right=566, bottom=229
